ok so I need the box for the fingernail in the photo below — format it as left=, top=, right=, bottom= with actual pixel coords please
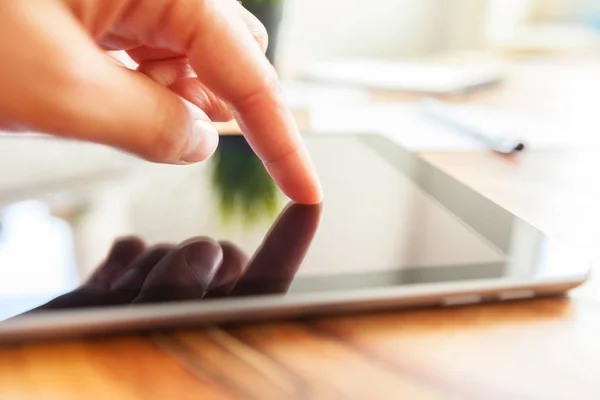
left=179, top=120, right=219, bottom=164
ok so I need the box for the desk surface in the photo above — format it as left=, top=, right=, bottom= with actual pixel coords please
left=3, top=53, right=600, bottom=400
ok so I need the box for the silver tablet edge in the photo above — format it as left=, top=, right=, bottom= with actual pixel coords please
left=0, top=274, right=588, bottom=342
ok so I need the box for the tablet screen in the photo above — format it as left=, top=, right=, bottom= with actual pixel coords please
left=0, top=134, right=576, bottom=321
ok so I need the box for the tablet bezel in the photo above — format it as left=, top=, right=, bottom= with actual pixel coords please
left=0, top=133, right=590, bottom=341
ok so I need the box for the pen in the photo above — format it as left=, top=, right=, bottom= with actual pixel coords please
left=418, top=98, right=525, bottom=155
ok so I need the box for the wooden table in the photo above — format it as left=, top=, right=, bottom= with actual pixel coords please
left=3, top=53, right=600, bottom=400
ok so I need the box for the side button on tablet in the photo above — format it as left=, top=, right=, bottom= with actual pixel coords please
left=442, top=294, right=482, bottom=307
left=498, top=290, right=535, bottom=301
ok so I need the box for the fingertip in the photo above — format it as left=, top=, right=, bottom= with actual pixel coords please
left=263, top=151, right=323, bottom=205
left=312, top=183, right=325, bottom=204
left=298, top=184, right=324, bottom=205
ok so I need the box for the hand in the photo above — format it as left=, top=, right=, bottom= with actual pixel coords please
left=27, top=202, right=321, bottom=311
left=0, top=0, right=322, bottom=204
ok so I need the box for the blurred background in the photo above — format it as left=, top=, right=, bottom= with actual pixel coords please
left=238, top=0, right=600, bottom=147
left=3, top=0, right=600, bottom=316
left=274, top=0, right=600, bottom=70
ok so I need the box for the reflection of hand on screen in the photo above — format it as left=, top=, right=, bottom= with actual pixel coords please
left=25, top=203, right=321, bottom=312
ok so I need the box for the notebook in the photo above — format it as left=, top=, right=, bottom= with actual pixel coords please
left=302, top=59, right=504, bottom=94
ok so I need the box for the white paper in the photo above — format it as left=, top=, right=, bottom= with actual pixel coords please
left=302, top=59, right=504, bottom=94
left=308, top=102, right=599, bottom=152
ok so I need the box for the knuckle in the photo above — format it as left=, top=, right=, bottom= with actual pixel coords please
left=205, top=94, right=233, bottom=122
left=138, top=58, right=190, bottom=87
left=235, top=64, right=280, bottom=112
left=252, top=22, right=269, bottom=52
left=238, top=3, right=269, bottom=53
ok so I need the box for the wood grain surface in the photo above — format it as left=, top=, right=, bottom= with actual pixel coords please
left=3, top=53, right=600, bottom=400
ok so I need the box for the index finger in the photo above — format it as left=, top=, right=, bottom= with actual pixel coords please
left=183, top=0, right=323, bottom=204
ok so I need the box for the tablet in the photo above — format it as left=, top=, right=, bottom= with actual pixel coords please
left=0, top=133, right=590, bottom=341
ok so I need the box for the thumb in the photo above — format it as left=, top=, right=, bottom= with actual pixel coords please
left=0, top=0, right=218, bottom=164
left=55, top=56, right=219, bottom=164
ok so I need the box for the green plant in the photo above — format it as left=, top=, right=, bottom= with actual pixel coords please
left=211, top=135, right=279, bottom=225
